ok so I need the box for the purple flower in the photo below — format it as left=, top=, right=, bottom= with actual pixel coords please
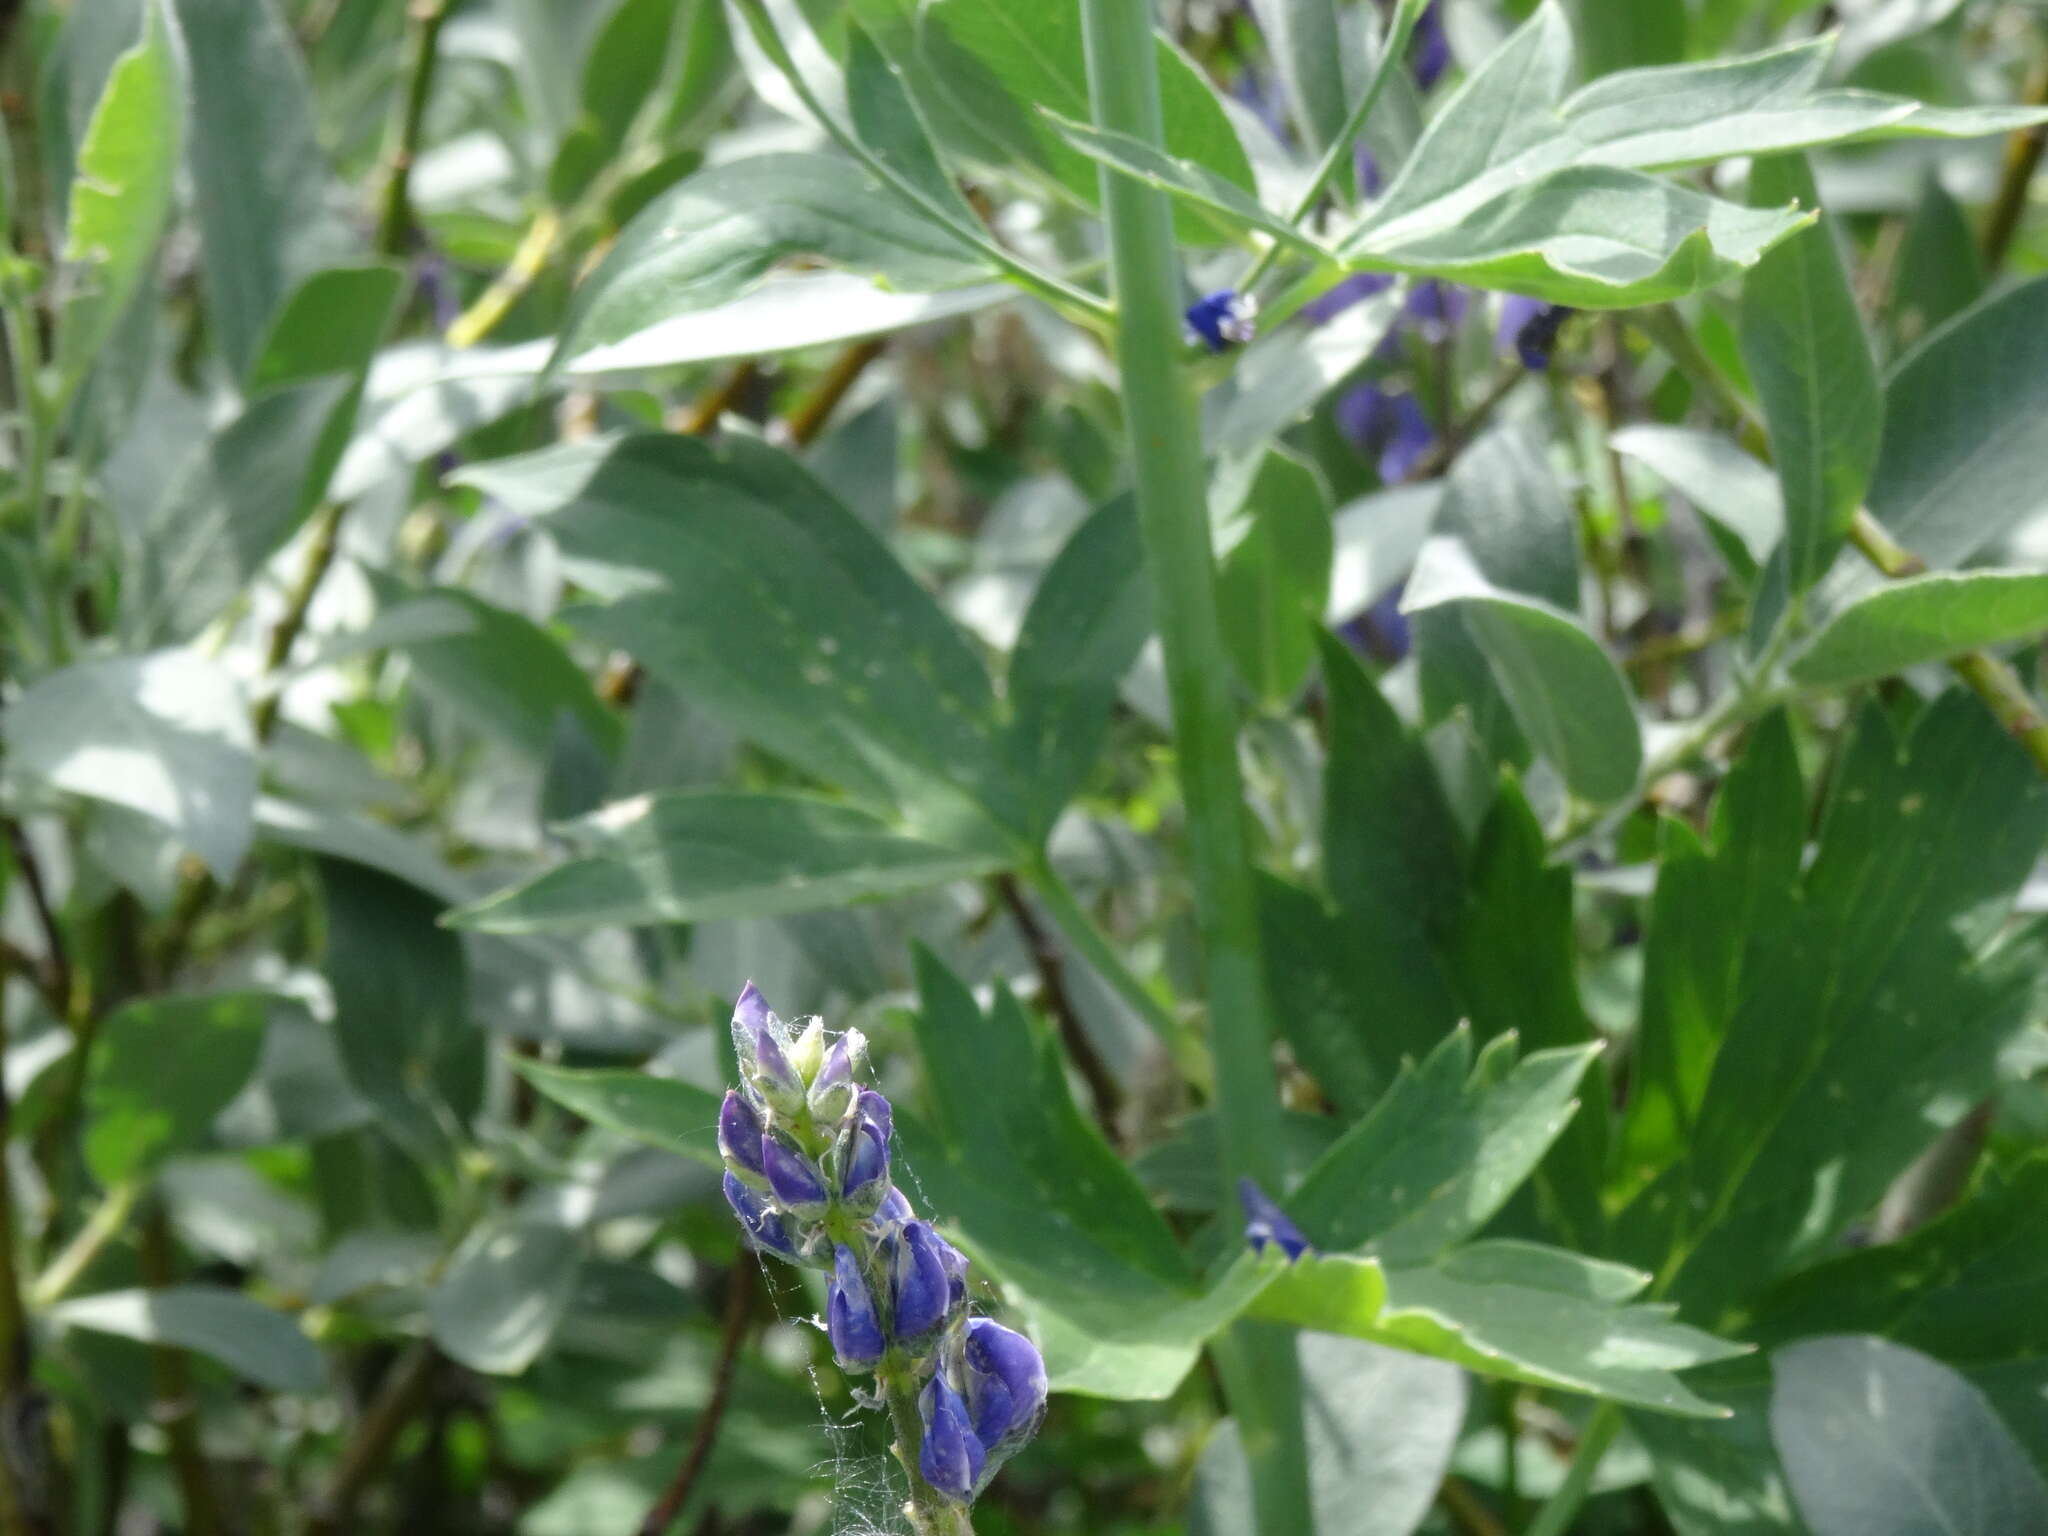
left=1240, top=1178, right=1313, bottom=1260
left=839, top=1116, right=890, bottom=1214
left=856, top=1087, right=893, bottom=1144
left=875, top=1185, right=914, bottom=1227
left=1301, top=271, right=1396, bottom=327
left=1335, top=384, right=1435, bottom=483
left=963, top=1318, right=1049, bottom=1449
left=809, top=1028, right=866, bottom=1120
left=1411, top=1, right=1450, bottom=90
left=828, top=1245, right=886, bottom=1371
left=1184, top=289, right=1259, bottom=352
left=763, top=1132, right=831, bottom=1218
left=1340, top=584, right=1414, bottom=665
left=734, top=982, right=805, bottom=1115
left=717, top=1090, right=767, bottom=1185
left=724, top=1172, right=799, bottom=1261
left=891, top=1220, right=955, bottom=1341
left=918, top=1375, right=987, bottom=1502
left=1497, top=295, right=1573, bottom=370
left=1402, top=280, right=1467, bottom=342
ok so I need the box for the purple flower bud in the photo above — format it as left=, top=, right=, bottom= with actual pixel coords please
left=1300, top=271, right=1396, bottom=327
left=1411, top=1, right=1450, bottom=90
left=1354, top=142, right=1383, bottom=200
left=1184, top=290, right=1258, bottom=353
left=918, top=1374, right=986, bottom=1502
left=809, top=1028, right=866, bottom=1121
left=839, top=1118, right=890, bottom=1215
left=963, top=1318, right=1049, bottom=1449
left=936, top=1229, right=970, bottom=1310
left=1335, top=384, right=1435, bottom=484
left=1239, top=1178, right=1313, bottom=1260
left=724, top=1172, right=799, bottom=1260
left=874, top=1186, right=914, bottom=1228
left=891, top=1220, right=955, bottom=1342
left=764, top=1132, right=831, bottom=1218
left=1497, top=295, right=1573, bottom=371
left=734, top=983, right=805, bottom=1115
left=828, top=1244, right=886, bottom=1371
left=856, top=1088, right=893, bottom=1145
left=718, top=1090, right=767, bottom=1185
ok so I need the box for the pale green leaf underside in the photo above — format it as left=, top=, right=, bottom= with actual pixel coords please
left=1791, top=571, right=2048, bottom=689
left=54, top=1286, right=323, bottom=1393
left=451, top=791, right=1009, bottom=933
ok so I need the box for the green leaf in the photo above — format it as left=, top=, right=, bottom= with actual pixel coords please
left=1617, top=713, right=1803, bottom=1194
left=1568, top=0, right=1686, bottom=75
left=1863, top=277, right=2048, bottom=573
left=429, top=1217, right=585, bottom=1375
left=1286, top=1028, right=1604, bottom=1266
left=1631, top=1367, right=1798, bottom=1536
left=1617, top=694, right=2048, bottom=1318
left=319, top=859, right=477, bottom=1167
left=247, top=264, right=404, bottom=394
left=566, top=269, right=1014, bottom=375
left=166, top=0, right=356, bottom=379
left=562, top=154, right=992, bottom=365
left=53, top=1285, right=322, bottom=1392
left=508, top=1060, right=723, bottom=1167
left=1791, top=571, right=2048, bottom=688
left=8, top=648, right=256, bottom=879
left=1216, top=450, right=1334, bottom=706
left=1404, top=539, right=1642, bottom=804
left=1038, top=112, right=1323, bottom=251
left=1242, top=0, right=1347, bottom=153
left=1250, top=1242, right=1747, bottom=1417
left=1002, top=493, right=1151, bottom=838
left=901, top=950, right=1247, bottom=1399
left=913, top=0, right=1256, bottom=244
left=364, top=578, right=622, bottom=764
left=450, top=792, right=1008, bottom=934
left=83, top=992, right=269, bottom=1184
left=1739, top=155, right=1881, bottom=596
left=1610, top=424, right=1784, bottom=573
left=845, top=22, right=976, bottom=224
left=56, top=0, right=181, bottom=403
left=1886, top=171, right=1984, bottom=357
left=1771, top=1336, right=2048, bottom=1536
left=1192, top=1335, right=1465, bottom=1536
left=454, top=435, right=1023, bottom=850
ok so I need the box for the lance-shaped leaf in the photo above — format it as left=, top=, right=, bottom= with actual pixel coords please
left=1791, top=571, right=2048, bottom=689
left=450, top=792, right=1009, bottom=933
left=1250, top=1242, right=1747, bottom=1417
left=506, top=1059, right=724, bottom=1168
left=53, top=1286, right=323, bottom=1393
left=1611, top=425, right=1784, bottom=575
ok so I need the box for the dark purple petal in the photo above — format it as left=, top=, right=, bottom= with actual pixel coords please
left=874, top=1186, right=914, bottom=1228
left=827, top=1244, right=886, bottom=1370
left=891, top=1220, right=954, bottom=1340
left=1354, top=141, right=1383, bottom=199
left=1403, top=279, right=1467, bottom=341
left=734, top=983, right=804, bottom=1111
left=918, top=1375, right=987, bottom=1502
left=724, top=1172, right=798, bottom=1260
left=840, top=1119, right=890, bottom=1212
left=1412, top=1, right=1450, bottom=89
left=718, top=1090, right=766, bottom=1180
left=1378, top=392, right=1435, bottom=483
left=857, top=1088, right=893, bottom=1144
left=963, top=1318, right=1049, bottom=1448
left=1184, top=290, right=1256, bottom=352
left=1239, top=1178, right=1313, bottom=1260
left=1509, top=301, right=1574, bottom=370
left=763, top=1133, right=831, bottom=1215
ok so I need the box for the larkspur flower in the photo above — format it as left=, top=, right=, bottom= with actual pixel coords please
left=1240, top=1177, right=1314, bottom=1260
left=1184, top=289, right=1258, bottom=352
left=828, top=1244, right=887, bottom=1371
left=918, top=1374, right=987, bottom=1502
left=715, top=982, right=1047, bottom=1516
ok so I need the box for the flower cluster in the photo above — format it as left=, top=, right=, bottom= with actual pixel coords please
left=719, top=984, right=1047, bottom=1509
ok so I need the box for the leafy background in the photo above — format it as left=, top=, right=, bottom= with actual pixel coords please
left=0, top=0, right=2046, bottom=1532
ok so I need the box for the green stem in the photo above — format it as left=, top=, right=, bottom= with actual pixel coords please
left=1241, top=0, right=1429, bottom=298
left=880, top=1364, right=973, bottom=1536
left=1522, top=1405, right=1619, bottom=1536
left=376, top=0, right=452, bottom=255
left=1078, top=3, right=1308, bottom=1532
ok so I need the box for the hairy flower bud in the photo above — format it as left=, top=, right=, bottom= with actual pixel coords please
left=718, top=1090, right=768, bottom=1187
left=809, top=1028, right=866, bottom=1121
left=962, top=1318, right=1049, bottom=1451
left=918, top=1374, right=986, bottom=1503
left=734, top=983, right=806, bottom=1117
left=724, top=1173, right=798, bottom=1261
left=827, top=1245, right=885, bottom=1372
left=763, top=1132, right=831, bottom=1219
left=787, top=1017, right=826, bottom=1085
left=890, top=1220, right=955, bottom=1343
left=1239, top=1178, right=1312, bottom=1261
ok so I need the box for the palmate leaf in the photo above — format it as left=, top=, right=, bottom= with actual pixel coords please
left=1249, top=1242, right=1747, bottom=1418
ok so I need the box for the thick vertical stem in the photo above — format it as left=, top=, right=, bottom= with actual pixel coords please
left=1077, top=2, right=1309, bottom=1531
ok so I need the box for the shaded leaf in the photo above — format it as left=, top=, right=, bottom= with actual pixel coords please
left=53, top=1286, right=322, bottom=1393
left=84, top=992, right=270, bottom=1184
left=429, top=1217, right=585, bottom=1376
left=509, top=1059, right=722, bottom=1167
